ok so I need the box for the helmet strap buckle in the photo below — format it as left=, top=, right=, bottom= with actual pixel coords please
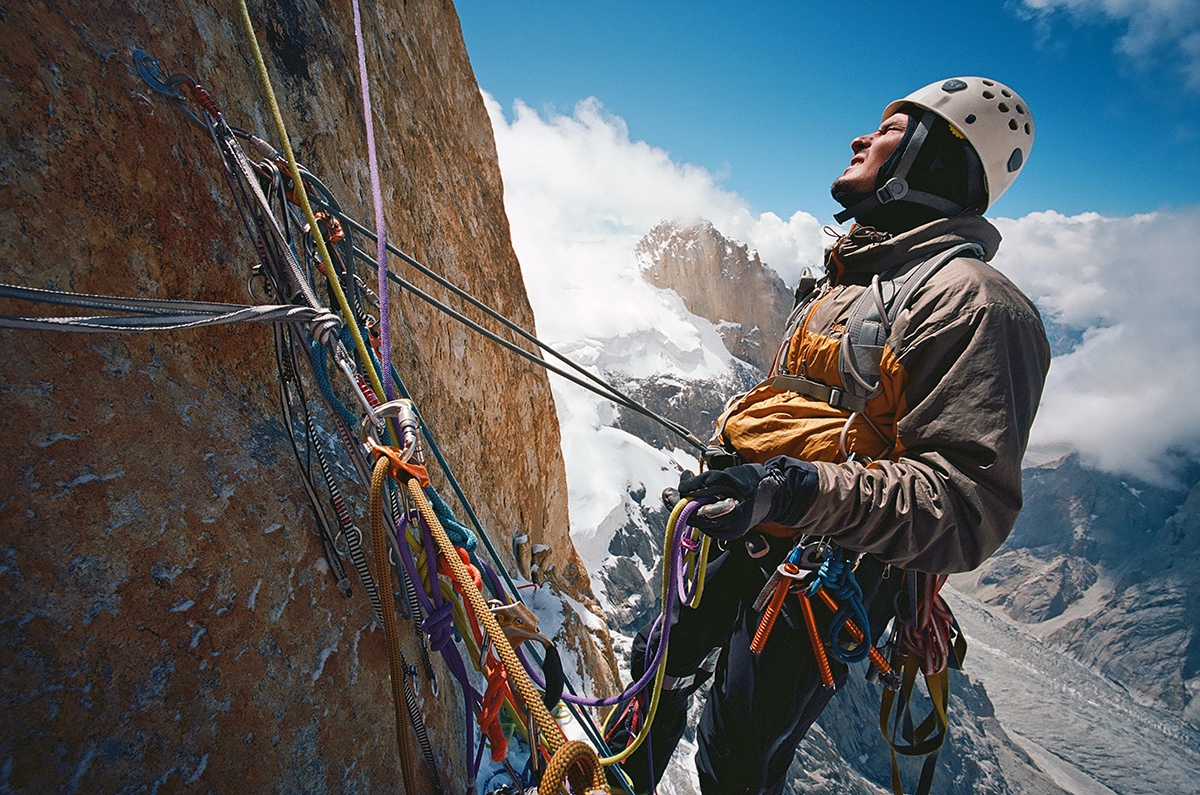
left=876, top=177, right=909, bottom=205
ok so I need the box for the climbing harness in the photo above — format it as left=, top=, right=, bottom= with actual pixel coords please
left=742, top=535, right=964, bottom=794
left=750, top=238, right=983, bottom=792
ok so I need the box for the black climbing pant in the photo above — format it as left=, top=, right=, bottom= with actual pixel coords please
left=619, top=534, right=901, bottom=795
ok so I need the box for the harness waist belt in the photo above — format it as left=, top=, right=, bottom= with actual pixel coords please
left=770, top=374, right=868, bottom=413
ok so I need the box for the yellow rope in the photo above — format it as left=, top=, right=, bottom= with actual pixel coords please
left=235, top=0, right=388, bottom=405
left=595, top=498, right=689, bottom=766
left=369, top=457, right=418, bottom=793
left=403, top=476, right=572, bottom=758
left=685, top=534, right=712, bottom=609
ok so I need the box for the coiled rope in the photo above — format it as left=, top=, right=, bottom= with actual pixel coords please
left=879, top=571, right=966, bottom=795
left=806, top=546, right=872, bottom=664
left=539, top=740, right=608, bottom=795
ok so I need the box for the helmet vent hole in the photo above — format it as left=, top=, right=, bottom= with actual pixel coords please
left=998, top=102, right=1010, bottom=112
left=983, top=90, right=995, bottom=99
left=965, top=114, right=977, bottom=124
left=1016, top=104, right=1026, bottom=114
left=1001, top=89, right=1012, bottom=97
left=982, top=79, right=995, bottom=86
left=1009, top=119, right=1019, bottom=130
left=1025, top=122, right=1032, bottom=134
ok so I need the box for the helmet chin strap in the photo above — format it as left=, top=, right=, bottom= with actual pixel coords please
left=834, top=110, right=965, bottom=225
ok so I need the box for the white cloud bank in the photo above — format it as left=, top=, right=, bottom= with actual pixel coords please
left=993, top=209, right=1200, bottom=483
left=1021, top=0, right=1200, bottom=89
left=485, top=94, right=826, bottom=297
left=485, top=92, right=1200, bottom=493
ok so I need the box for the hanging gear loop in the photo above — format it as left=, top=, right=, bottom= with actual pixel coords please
left=879, top=571, right=967, bottom=795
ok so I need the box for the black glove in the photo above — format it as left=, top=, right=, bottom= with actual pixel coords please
left=678, top=456, right=819, bottom=540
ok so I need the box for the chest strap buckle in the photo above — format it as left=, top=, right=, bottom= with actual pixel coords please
left=771, top=374, right=868, bottom=414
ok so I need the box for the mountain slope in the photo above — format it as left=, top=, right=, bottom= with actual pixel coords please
left=637, top=220, right=796, bottom=373
left=954, top=453, right=1200, bottom=729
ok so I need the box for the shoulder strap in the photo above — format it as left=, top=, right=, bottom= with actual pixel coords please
left=839, top=242, right=984, bottom=401
left=771, top=267, right=828, bottom=378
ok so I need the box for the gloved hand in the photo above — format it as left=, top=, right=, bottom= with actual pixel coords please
left=678, top=456, right=819, bottom=540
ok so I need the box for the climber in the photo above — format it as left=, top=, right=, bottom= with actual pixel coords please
left=616, top=77, right=1052, bottom=793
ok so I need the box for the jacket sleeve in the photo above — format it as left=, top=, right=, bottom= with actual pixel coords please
left=796, top=294, right=1051, bottom=574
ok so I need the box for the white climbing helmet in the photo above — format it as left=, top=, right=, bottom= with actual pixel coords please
left=884, top=77, right=1034, bottom=209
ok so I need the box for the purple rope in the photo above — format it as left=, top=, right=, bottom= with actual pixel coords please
left=393, top=512, right=483, bottom=767
left=677, top=526, right=702, bottom=605
left=395, top=513, right=478, bottom=694
left=350, top=0, right=394, bottom=400
left=478, top=558, right=509, bottom=602
left=519, top=501, right=701, bottom=708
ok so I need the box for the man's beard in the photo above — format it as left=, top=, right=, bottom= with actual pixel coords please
left=830, top=174, right=867, bottom=209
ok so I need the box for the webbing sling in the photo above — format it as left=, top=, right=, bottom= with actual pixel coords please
left=879, top=572, right=968, bottom=795
left=880, top=654, right=950, bottom=795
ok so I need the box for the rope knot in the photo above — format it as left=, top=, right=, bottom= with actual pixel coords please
left=309, top=309, right=343, bottom=348
left=421, top=603, right=457, bottom=654
left=807, top=546, right=872, bottom=664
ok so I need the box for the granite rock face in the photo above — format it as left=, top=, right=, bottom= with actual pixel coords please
left=636, top=220, right=795, bottom=374
left=0, top=1, right=615, bottom=790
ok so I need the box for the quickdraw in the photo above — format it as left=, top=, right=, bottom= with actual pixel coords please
left=750, top=541, right=897, bottom=687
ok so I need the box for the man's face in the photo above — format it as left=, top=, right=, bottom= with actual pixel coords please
left=832, top=112, right=909, bottom=197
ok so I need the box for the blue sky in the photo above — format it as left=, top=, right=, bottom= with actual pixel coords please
left=457, top=0, right=1200, bottom=221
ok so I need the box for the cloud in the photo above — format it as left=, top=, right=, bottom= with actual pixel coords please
left=993, top=208, right=1200, bottom=483
left=1020, top=0, right=1200, bottom=89
left=484, top=93, right=826, bottom=292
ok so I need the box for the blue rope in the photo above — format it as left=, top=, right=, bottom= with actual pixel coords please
left=807, top=546, right=872, bottom=664
left=423, top=479, right=476, bottom=551
left=385, top=360, right=510, bottom=578
left=309, top=339, right=359, bottom=429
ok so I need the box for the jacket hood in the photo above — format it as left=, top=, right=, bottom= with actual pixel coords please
left=824, top=216, right=1002, bottom=284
